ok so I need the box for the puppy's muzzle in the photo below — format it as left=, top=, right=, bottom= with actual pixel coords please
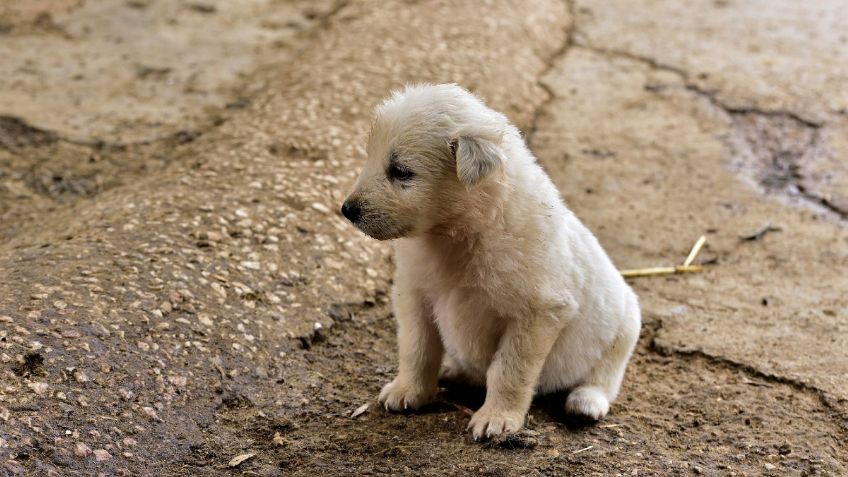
left=341, top=199, right=362, bottom=223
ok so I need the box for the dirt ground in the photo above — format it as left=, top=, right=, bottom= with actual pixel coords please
left=1, top=0, right=846, bottom=476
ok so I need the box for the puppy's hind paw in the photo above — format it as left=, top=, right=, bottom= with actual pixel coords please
left=565, top=386, right=610, bottom=421
left=378, top=378, right=436, bottom=412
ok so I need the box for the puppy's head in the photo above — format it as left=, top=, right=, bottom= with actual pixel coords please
left=342, top=84, right=510, bottom=240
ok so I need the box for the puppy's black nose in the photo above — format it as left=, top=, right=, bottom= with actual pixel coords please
left=341, top=200, right=361, bottom=223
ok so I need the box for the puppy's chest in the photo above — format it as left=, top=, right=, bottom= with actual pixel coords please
left=426, top=284, right=503, bottom=370
left=418, top=235, right=515, bottom=292
left=418, top=253, right=504, bottom=368
left=420, top=255, right=493, bottom=323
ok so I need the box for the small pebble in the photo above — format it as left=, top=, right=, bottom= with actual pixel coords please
left=75, top=442, right=92, bottom=458
left=28, top=382, right=48, bottom=395
left=93, top=449, right=112, bottom=461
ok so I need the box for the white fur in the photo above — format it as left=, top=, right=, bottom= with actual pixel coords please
left=345, top=84, right=641, bottom=440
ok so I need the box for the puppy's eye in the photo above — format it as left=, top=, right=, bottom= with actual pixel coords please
left=388, top=162, right=415, bottom=182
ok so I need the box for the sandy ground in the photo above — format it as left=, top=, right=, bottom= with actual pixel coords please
left=0, top=0, right=846, bottom=476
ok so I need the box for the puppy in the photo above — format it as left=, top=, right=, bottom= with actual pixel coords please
left=342, top=84, right=641, bottom=440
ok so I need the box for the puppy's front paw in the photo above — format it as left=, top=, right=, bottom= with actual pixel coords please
left=378, top=378, right=436, bottom=411
left=467, top=404, right=525, bottom=440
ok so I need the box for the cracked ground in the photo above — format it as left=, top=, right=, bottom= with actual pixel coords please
left=1, top=0, right=847, bottom=476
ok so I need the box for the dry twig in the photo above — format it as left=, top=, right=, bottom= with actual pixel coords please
left=620, top=265, right=703, bottom=278
left=740, top=223, right=781, bottom=241
left=620, top=236, right=708, bottom=278
left=572, top=445, right=594, bottom=454
left=683, top=235, right=707, bottom=266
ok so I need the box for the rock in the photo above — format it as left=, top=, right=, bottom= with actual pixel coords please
left=73, top=369, right=89, bottom=383
left=310, top=202, right=331, bottom=214
left=74, top=442, right=92, bottom=458
left=141, top=407, right=161, bottom=421
left=28, top=382, right=48, bottom=395
left=228, top=453, right=256, bottom=467
left=2, top=460, right=25, bottom=474
left=93, top=449, right=112, bottom=461
left=197, top=313, right=214, bottom=326
left=61, top=329, right=82, bottom=338
left=240, top=261, right=261, bottom=270
left=350, top=403, right=369, bottom=419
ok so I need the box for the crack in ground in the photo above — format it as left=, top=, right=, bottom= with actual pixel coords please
left=647, top=319, right=848, bottom=438
left=573, top=43, right=847, bottom=223
left=572, top=44, right=823, bottom=128
left=526, top=0, right=577, bottom=147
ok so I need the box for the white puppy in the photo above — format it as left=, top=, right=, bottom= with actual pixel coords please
left=341, top=84, right=641, bottom=440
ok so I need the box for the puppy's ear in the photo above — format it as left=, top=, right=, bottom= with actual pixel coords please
left=453, top=136, right=505, bottom=186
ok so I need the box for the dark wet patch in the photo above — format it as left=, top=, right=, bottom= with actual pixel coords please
left=24, top=170, right=100, bottom=199
left=0, top=116, right=57, bottom=151
left=726, top=113, right=847, bottom=222
left=482, top=429, right=541, bottom=449
left=13, top=352, right=46, bottom=377
left=186, top=3, right=217, bottom=14
left=217, top=388, right=254, bottom=410
left=135, top=64, right=172, bottom=81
